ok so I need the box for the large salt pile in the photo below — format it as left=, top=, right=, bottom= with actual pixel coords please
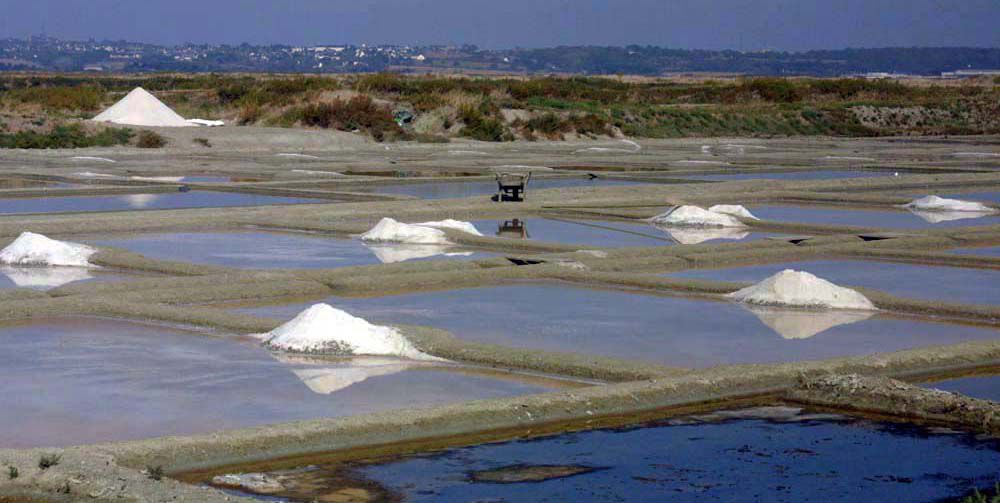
left=728, top=269, right=876, bottom=310
left=92, top=87, right=193, bottom=127
left=650, top=206, right=747, bottom=228
left=360, top=217, right=481, bottom=244
left=904, top=195, right=996, bottom=214
left=253, top=303, right=433, bottom=359
left=0, top=232, right=96, bottom=267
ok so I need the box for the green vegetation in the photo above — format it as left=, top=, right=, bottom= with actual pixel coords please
left=297, top=95, right=406, bottom=142
left=37, top=453, right=61, bottom=470
left=136, top=130, right=167, bottom=148
left=0, top=74, right=996, bottom=144
left=0, top=124, right=134, bottom=149
left=7, top=466, right=17, bottom=480
left=146, top=465, right=165, bottom=481
left=963, top=483, right=1000, bottom=503
left=193, top=137, right=212, bottom=147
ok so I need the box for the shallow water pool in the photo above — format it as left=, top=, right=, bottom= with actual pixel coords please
left=0, top=317, right=561, bottom=448
left=0, top=191, right=321, bottom=215
left=365, top=178, right=655, bottom=200
left=474, top=218, right=776, bottom=247
left=88, top=231, right=495, bottom=269
left=750, top=205, right=1000, bottom=229
left=216, top=406, right=1000, bottom=502
left=238, top=285, right=999, bottom=368
left=667, top=259, right=1000, bottom=306
left=921, top=373, right=1000, bottom=402
left=951, top=246, right=1000, bottom=257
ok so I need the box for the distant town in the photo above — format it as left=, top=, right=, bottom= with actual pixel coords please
left=2, top=36, right=999, bottom=77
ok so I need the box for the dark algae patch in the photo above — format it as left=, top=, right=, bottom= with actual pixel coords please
left=468, top=463, right=604, bottom=483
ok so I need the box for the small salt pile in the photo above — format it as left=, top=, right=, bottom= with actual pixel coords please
left=707, top=205, right=759, bottom=220
left=360, top=217, right=481, bottom=244
left=92, top=87, right=193, bottom=127
left=728, top=269, right=876, bottom=310
left=650, top=205, right=747, bottom=228
left=0, top=232, right=96, bottom=267
left=904, top=195, right=996, bottom=214
left=252, top=303, right=433, bottom=359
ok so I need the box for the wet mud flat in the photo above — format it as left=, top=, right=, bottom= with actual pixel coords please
left=667, top=259, right=1000, bottom=306
left=0, top=317, right=566, bottom=448
left=750, top=205, right=1000, bottom=229
left=87, top=231, right=495, bottom=269
left=237, top=284, right=1000, bottom=368
left=0, top=191, right=323, bottom=215
left=674, top=169, right=899, bottom=181
left=473, top=217, right=776, bottom=247
left=207, top=406, right=1000, bottom=502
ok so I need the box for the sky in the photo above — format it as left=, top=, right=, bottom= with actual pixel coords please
left=1, top=0, right=998, bottom=50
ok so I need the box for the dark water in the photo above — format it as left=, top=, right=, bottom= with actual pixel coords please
left=366, top=178, right=654, bottom=200
left=223, top=407, right=1000, bottom=503
left=237, top=285, right=1000, bottom=368
left=676, top=170, right=895, bottom=181
left=88, top=231, right=495, bottom=269
left=750, top=205, right=1000, bottom=229
left=923, top=374, right=1000, bottom=402
left=0, top=191, right=321, bottom=215
left=0, top=318, right=557, bottom=448
left=667, top=259, right=1000, bottom=306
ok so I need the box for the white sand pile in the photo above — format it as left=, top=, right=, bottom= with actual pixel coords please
left=1, top=266, right=93, bottom=289
left=728, top=270, right=876, bottom=310
left=650, top=206, right=747, bottom=228
left=360, top=218, right=481, bottom=244
left=656, top=226, right=750, bottom=245
left=92, top=87, right=193, bottom=127
left=253, top=303, right=432, bottom=358
left=0, top=232, right=96, bottom=267
left=708, top=204, right=759, bottom=220
left=743, top=305, right=874, bottom=339
left=904, top=195, right=996, bottom=214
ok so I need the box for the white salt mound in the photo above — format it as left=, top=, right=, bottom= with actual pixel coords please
left=650, top=206, right=746, bottom=228
left=254, top=303, right=432, bottom=359
left=708, top=204, right=759, bottom=220
left=0, top=232, right=96, bottom=267
left=92, top=87, right=193, bottom=127
left=186, top=119, right=224, bottom=127
left=728, top=269, right=876, bottom=310
left=360, top=218, right=449, bottom=245
left=416, top=219, right=483, bottom=236
left=904, top=195, right=996, bottom=214
left=360, top=217, right=482, bottom=244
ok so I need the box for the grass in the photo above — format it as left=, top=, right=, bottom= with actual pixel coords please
left=963, top=483, right=1000, bottom=503
left=146, top=465, right=165, bottom=481
left=7, top=466, right=17, bottom=480
left=0, top=123, right=134, bottom=149
left=136, top=130, right=167, bottom=148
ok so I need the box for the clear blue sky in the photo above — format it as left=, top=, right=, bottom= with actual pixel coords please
left=1, top=0, right=998, bottom=50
